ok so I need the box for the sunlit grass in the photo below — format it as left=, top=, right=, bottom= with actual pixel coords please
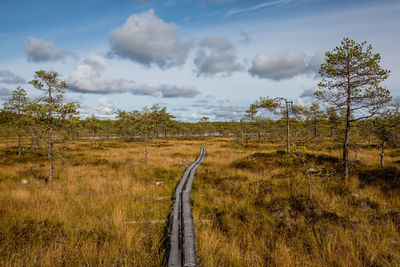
left=0, top=138, right=201, bottom=266
left=0, top=137, right=399, bottom=266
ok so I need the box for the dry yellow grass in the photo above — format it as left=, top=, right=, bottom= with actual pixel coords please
left=0, top=138, right=202, bottom=266
left=191, top=138, right=400, bottom=266
left=0, top=137, right=400, bottom=266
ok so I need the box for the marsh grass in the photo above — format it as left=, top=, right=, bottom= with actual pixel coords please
left=192, top=138, right=400, bottom=266
left=0, top=137, right=400, bottom=266
left=0, top=138, right=200, bottom=266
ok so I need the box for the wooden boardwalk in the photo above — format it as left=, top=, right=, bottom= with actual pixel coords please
left=163, top=144, right=206, bottom=267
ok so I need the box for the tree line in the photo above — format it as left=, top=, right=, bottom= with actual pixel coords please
left=1, top=38, right=399, bottom=180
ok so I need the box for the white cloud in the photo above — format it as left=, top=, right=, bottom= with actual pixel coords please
left=249, top=51, right=306, bottom=80
left=109, top=9, right=192, bottom=68
left=304, top=52, right=325, bottom=76
left=249, top=51, right=324, bottom=81
left=201, top=99, right=247, bottom=120
left=0, top=88, right=11, bottom=100
left=392, top=95, right=400, bottom=106
left=24, top=36, right=76, bottom=62
left=173, top=112, right=205, bottom=122
left=69, top=54, right=158, bottom=95
left=299, top=88, right=315, bottom=98
left=78, top=98, right=117, bottom=119
left=159, top=84, right=200, bottom=98
left=0, top=70, right=25, bottom=84
left=96, top=97, right=116, bottom=117
left=194, top=35, right=242, bottom=76
left=173, top=107, right=189, bottom=112
left=194, top=95, right=215, bottom=104
left=69, top=54, right=200, bottom=98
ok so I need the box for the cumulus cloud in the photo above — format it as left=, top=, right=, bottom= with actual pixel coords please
left=0, top=70, right=25, bottom=84
left=296, top=87, right=320, bottom=107
left=202, top=99, right=247, bottom=120
left=78, top=98, right=117, bottom=119
left=249, top=51, right=305, bottom=80
left=304, top=52, right=325, bottom=76
left=239, top=32, right=251, bottom=45
left=392, top=95, right=400, bottom=106
left=69, top=54, right=158, bottom=95
left=194, top=95, right=215, bottom=104
left=96, top=97, right=117, bottom=117
left=299, top=88, right=315, bottom=98
left=0, top=88, right=11, bottom=100
left=173, top=112, right=204, bottom=122
left=69, top=54, right=199, bottom=98
left=109, top=9, right=192, bottom=68
left=249, top=51, right=324, bottom=80
left=25, top=36, right=76, bottom=62
left=173, top=107, right=189, bottom=112
left=194, top=35, right=242, bottom=76
left=159, top=84, right=200, bottom=98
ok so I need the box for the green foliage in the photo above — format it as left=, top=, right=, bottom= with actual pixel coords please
left=3, top=86, right=30, bottom=155
left=315, top=38, right=391, bottom=121
left=315, top=38, right=392, bottom=178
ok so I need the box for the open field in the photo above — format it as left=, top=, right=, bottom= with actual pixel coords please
left=1, top=137, right=400, bottom=266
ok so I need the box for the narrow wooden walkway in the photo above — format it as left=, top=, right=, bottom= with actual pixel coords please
left=163, top=144, right=206, bottom=267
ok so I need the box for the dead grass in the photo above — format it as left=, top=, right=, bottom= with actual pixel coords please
left=0, top=137, right=399, bottom=266
left=192, top=138, right=400, bottom=266
left=0, top=138, right=201, bottom=266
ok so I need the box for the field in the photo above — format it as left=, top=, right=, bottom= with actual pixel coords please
left=1, top=137, right=400, bottom=266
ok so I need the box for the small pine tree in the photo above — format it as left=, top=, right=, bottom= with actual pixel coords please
left=3, top=86, right=29, bottom=156
left=29, top=70, right=68, bottom=182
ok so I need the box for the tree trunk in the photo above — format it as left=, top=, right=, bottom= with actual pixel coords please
left=153, top=122, right=156, bottom=143
left=343, top=122, right=350, bottom=179
left=380, top=139, right=385, bottom=168
left=313, top=118, right=317, bottom=146
left=18, top=131, right=21, bottom=157
left=145, top=132, right=148, bottom=168
left=49, top=143, right=54, bottom=182
left=30, top=132, right=34, bottom=149
left=342, top=68, right=353, bottom=179
left=48, top=87, right=52, bottom=158
left=343, top=87, right=351, bottom=179
left=286, top=101, right=290, bottom=153
left=257, top=131, right=261, bottom=144
left=92, top=130, right=95, bottom=146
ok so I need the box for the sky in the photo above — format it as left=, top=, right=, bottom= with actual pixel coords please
left=1, top=0, right=399, bottom=121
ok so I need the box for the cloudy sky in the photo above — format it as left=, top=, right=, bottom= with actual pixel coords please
left=1, top=0, right=399, bottom=121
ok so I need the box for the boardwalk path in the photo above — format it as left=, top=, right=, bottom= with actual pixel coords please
left=164, top=144, right=206, bottom=267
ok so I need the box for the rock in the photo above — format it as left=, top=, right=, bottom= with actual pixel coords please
left=20, top=179, right=28, bottom=185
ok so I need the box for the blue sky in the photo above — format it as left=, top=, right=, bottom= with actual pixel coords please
left=1, top=0, right=399, bottom=121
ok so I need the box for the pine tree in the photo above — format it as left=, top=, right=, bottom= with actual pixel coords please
left=315, top=38, right=391, bottom=178
left=3, top=86, right=29, bottom=156
left=29, top=70, right=68, bottom=182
